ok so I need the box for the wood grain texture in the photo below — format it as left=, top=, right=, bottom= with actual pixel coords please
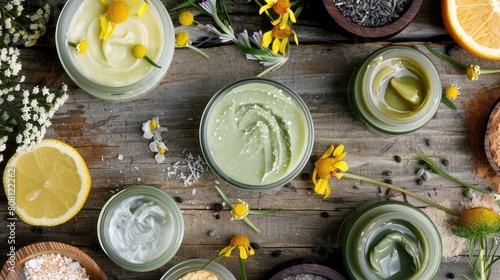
left=1, top=0, right=500, bottom=279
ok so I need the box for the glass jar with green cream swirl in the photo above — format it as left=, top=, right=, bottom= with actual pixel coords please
left=200, top=78, right=314, bottom=192
left=349, top=46, right=442, bottom=135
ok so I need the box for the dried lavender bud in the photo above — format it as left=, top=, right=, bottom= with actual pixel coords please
left=394, top=155, right=402, bottom=163
left=446, top=272, right=456, bottom=279
left=321, top=212, right=330, bottom=218
left=384, top=178, right=393, bottom=184
left=174, top=196, right=183, bottom=203
left=213, top=203, right=224, bottom=212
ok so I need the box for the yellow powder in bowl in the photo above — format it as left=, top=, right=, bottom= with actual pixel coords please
left=179, top=270, right=219, bottom=280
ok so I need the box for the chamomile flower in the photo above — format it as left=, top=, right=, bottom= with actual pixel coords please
left=219, top=234, right=255, bottom=259
left=68, top=39, right=88, bottom=55
left=445, top=84, right=460, bottom=99
left=149, top=140, right=168, bottom=163
left=141, top=116, right=167, bottom=141
left=99, top=0, right=149, bottom=41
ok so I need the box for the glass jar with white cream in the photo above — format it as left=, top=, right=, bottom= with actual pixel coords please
left=97, top=185, right=184, bottom=271
left=55, top=0, right=175, bottom=101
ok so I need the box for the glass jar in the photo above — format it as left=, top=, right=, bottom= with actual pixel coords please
left=199, top=78, right=314, bottom=192
left=97, top=185, right=184, bottom=272
left=339, top=200, right=442, bottom=280
left=161, top=259, right=236, bottom=280
left=55, top=0, right=175, bottom=101
left=349, top=46, right=441, bottom=135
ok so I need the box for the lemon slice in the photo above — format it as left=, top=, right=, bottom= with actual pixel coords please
left=3, top=139, right=91, bottom=226
left=442, top=0, right=500, bottom=60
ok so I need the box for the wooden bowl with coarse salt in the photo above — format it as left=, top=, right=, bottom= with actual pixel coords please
left=0, top=241, right=107, bottom=280
left=322, top=0, right=424, bottom=41
left=485, top=98, right=500, bottom=174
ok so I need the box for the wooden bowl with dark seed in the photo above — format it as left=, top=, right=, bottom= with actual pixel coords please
left=322, top=0, right=424, bottom=41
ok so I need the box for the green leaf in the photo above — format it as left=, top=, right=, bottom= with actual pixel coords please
left=242, top=216, right=261, bottom=233
left=440, top=93, right=457, bottom=110
left=424, top=43, right=467, bottom=71
left=170, top=0, right=197, bottom=11
left=215, top=186, right=234, bottom=208
left=416, top=151, right=488, bottom=194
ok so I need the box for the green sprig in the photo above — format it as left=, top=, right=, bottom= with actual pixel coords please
left=416, top=151, right=488, bottom=194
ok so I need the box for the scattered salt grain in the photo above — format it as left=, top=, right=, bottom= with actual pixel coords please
left=23, top=253, right=89, bottom=280
left=117, top=154, right=124, bottom=160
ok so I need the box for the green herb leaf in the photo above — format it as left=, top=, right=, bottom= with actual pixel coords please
left=441, top=93, right=457, bottom=110
left=248, top=209, right=281, bottom=215
left=416, top=151, right=488, bottom=194
left=424, top=43, right=467, bottom=70
left=215, top=186, right=233, bottom=208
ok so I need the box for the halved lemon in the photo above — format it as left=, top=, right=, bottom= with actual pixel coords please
left=3, top=139, right=91, bottom=226
left=442, top=0, right=500, bottom=60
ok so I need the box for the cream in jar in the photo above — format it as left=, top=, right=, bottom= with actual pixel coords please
left=205, top=80, right=309, bottom=186
left=107, top=195, right=173, bottom=263
left=66, top=0, right=162, bottom=86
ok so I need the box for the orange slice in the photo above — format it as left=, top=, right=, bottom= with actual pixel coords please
left=442, top=0, right=500, bottom=60
left=3, top=139, right=91, bottom=226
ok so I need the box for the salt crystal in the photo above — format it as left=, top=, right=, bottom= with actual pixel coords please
left=117, top=154, right=124, bottom=160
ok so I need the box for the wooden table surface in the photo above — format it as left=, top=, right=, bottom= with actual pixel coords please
left=2, top=0, right=500, bottom=279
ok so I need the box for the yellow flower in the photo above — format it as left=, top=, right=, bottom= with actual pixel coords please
left=219, top=234, right=255, bottom=259
left=132, top=44, right=161, bottom=68
left=445, top=84, right=460, bottom=99
left=175, top=31, right=209, bottom=59
left=231, top=199, right=249, bottom=220
left=99, top=0, right=149, bottom=41
left=175, top=31, right=190, bottom=47
left=312, top=145, right=349, bottom=199
left=259, top=0, right=296, bottom=29
left=466, top=64, right=481, bottom=81
left=178, top=11, right=194, bottom=26
left=68, top=39, right=88, bottom=55
left=454, top=207, right=500, bottom=237
left=262, top=24, right=298, bottom=55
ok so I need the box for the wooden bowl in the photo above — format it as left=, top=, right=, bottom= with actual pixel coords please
left=322, top=0, right=424, bottom=41
left=0, top=241, right=107, bottom=280
left=484, top=98, right=500, bottom=174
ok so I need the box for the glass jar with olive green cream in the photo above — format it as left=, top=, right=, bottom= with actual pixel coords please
left=349, top=46, right=442, bottom=135
left=339, top=200, right=442, bottom=280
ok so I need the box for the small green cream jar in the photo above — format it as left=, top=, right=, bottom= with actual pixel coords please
left=349, top=46, right=441, bottom=135
left=339, top=200, right=442, bottom=279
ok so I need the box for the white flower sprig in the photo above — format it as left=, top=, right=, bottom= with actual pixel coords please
left=0, top=1, right=68, bottom=163
left=1, top=0, right=51, bottom=47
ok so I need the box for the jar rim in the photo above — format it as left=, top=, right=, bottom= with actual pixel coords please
left=55, top=0, right=175, bottom=101
left=97, top=185, right=184, bottom=272
left=199, top=77, right=314, bottom=191
left=349, top=46, right=442, bottom=135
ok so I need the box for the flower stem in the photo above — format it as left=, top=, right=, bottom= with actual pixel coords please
left=186, top=45, right=210, bottom=59
left=342, top=172, right=455, bottom=214
left=239, top=257, right=247, bottom=280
